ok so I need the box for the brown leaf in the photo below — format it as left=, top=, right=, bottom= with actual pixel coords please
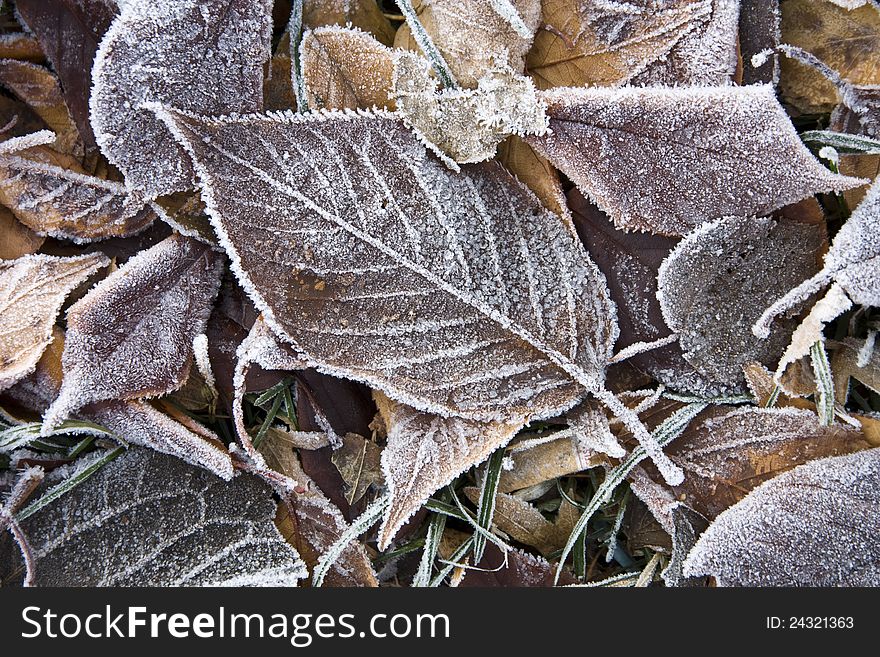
left=375, top=391, right=523, bottom=548
left=0, top=153, right=157, bottom=242
left=153, top=192, right=218, bottom=246
left=657, top=216, right=826, bottom=390
left=458, top=543, right=577, bottom=586
left=0, top=33, right=44, bottom=62
left=498, top=428, right=604, bottom=493
left=780, top=0, right=880, bottom=114
left=303, top=0, right=396, bottom=46
left=0, top=60, right=81, bottom=155
left=264, top=31, right=297, bottom=111
left=463, top=487, right=565, bottom=556
left=665, top=406, right=871, bottom=520
left=331, top=432, right=384, bottom=506
left=832, top=337, right=880, bottom=403
left=496, top=136, right=567, bottom=217
left=90, top=0, right=273, bottom=197
left=526, top=0, right=736, bottom=89
left=0, top=252, right=108, bottom=391
left=42, top=234, right=223, bottom=431
left=528, top=85, right=864, bottom=236
left=395, top=0, right=541, bottom=87
left=0, top=205, right=43, bottom=259
left=683, top=447, right=880, bottom=586
left=15, top=0, right=117, bottom=151
left=300, top=26, right=395, bottom=111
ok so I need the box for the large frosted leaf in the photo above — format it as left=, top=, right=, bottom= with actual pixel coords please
left=6, top=448, right=307, bottom=586
left=373, top=391, right=522, bottom=549
left=157, top=108, right=618, bottom=424
left=657, top=216, right=826, bottom=389
left=42, top=234, right=223, bottom=432
left=0, top=253, right=108, bottom=392
left=683, top=447, right=880, bottom=586
left=527, top=84, right=864, bottom=235
left=89, top=0, right=272, bottom=197
left=0, top=155, right=157, bottom=242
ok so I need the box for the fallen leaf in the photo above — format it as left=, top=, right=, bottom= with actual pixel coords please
left=331, top=432, right=384, bottom=505
left=683, top=447, right=880, bottom=586
left=6, top=447, right=307, bottom=586
left=42, top=234, right=223, bottom=432
left=459, top=543, right=576, bottom=586
left=15, top=0, right=117, bottom=151
left=393, top=53, right=548, bottom=164
left=567, top=401, right=625, bottom=458
left=157, top=108, right=617, bottom=424
left=463, top=486, right=563, bottom=556
left=300, top=26, right=395, bottom=111
left=0, top=33, right=44, bottom=62
left=89, top=0, right=273, bottom=196
left=832, top=337, right=880, bottom=403
left=0, top=206, right=44, bottom=259
left=0, top=252, right=108, bottom=392
left=657, top=216, right=826, bottom=389
left=496, top=136, right=567, bottom=217
left=0, top=153, right=158, bottom=242
left=498, top=428, right=604, bottom=493
left=303, top=0, right=396, bottom=46
left=528, top=84, right=864, bottom=236
left=780, top=0, right=880, bottom=114
left=395, top=0, right=541, bottom=87
left=153, top=192, right=218, bottom=245
left=264, top=31, right=297, bottom=111
left=374, top=391, right=522, bottom=548
left=0, top=59, right=81, bottom=155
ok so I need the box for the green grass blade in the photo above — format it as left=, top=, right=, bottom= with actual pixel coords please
left=472, top=448, right=505, bottom=563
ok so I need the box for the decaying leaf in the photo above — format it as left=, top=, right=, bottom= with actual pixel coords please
left=374, top=392, right=523, bottom=548
left=780, top=0, right=880, bottom=114
left=42, top=234, right=223, bottom=432
left=0, top=154, right=157, bottom=242
left=663, top=406, right=871, bottom=519
left=0, top=252, right=108, bottom=392
left=395, top=0, right=541, bottom=87
left=0, top=206, right=43, bottom=259
left=393, top=53, right=548, bottom=165
left=527, top=0, right=737, bottom=90
left=657, top=216, right=826, bottom=389
left=90, top=0, right=273, bottom=197
left=498, top=428, right=605, bottom=493
left=157, top=108, right=618, bottom=424
left=15, top=0, right=117, bottom=151
left=6, top=448, right=307, bottom=586
left=264, top=31, right=297, bottom=111
left=300, top=26, right=395, bottom=111
left=683, top=447, right=880, bottom=586
left=832, top=337, right=880, bottom=403
left=567, top=401, right=625, bottom=458
left=496, top=136, right=567, bottom=217
left=0, top=59, right=81, bottom=155
left=303, top=0, right=396, bottom=46
left=528, top=85, right=864, bottom=236
left=331, top=432, right=383, bottom=505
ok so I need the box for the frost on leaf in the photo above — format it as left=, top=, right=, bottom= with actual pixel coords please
left=302, top=0, right=396, bottom=46
left=570, top=190, right=723, bottom=396
left=566, top=401, right=625, bottom=458
left=394, top=0, right=541, bottom=87
left=660, top=406, right=871, bottom=519
left=300, top=26, right=396, bottom=111
left=683, top=447, right=880, bottom=586
left=0, top=155, right=157, bottom=242
left=832, top=337, right=880, bottom=404
left=6, top=448, right=307, bottom=586
left=528, top=85, right=865, bottom=236
left=656, top=216, right=826, bottom=390
left=498, top=428, right=606, bottom=493
left=89, top=0, right=273, bottom=197
left=374, top=391, right=523, bottom=549
left=0, top=252, right=107, bottom=392
left=157, top=108, right=618, bottom=424
left=527, top=0, right=737, bottom=90
left=42, top=234, right=223, bottom=433
left=393, top=52, right=549, bottom=165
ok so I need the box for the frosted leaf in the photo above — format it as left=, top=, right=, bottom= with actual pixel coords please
left=498, top=428, right=606, bottom=493
left=0, top=60, right=82, bottom=155
left=89, top=0, right=273, bottom=197
left=331, top=432, right=383, bottom=506
left=0, top=206, right=44, bottom=260
left=7, top=447, right=307, bottom=586
left=42, top=234, right=223, bottom=433
left=393, top=53, right=549, bottom=165
left=527, top=85, right=865, bottom=236
left=566, top=401, right=625, bottom=459
left=527, top=0, right=734, bottom=89
left=663, top=406, right=871, bottom=519
left=300, top=26, right=395, bottom=111
left=156, top=108, right=617, bottom=424
left=570, top=191, right=724, bottom=396
left=374, top=391, right=522, bottom=549
left=657, top=216, right=826, bottom=389
left=0, top=155, right=157, bottom=242
left=832, top=337, right=880, bottom=403
left=683, top=447, right=880, bottom=586
left=394, top=0, right=541, bottom=87
left=738, top=0, right=780, bottom=85
left=826, top=0, right=873, bottom=7
left=495, top=136, right=568, bottom=218
left=0, top=253, right=108, bottom=392
left=302, top=0, right=396, bottom=46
